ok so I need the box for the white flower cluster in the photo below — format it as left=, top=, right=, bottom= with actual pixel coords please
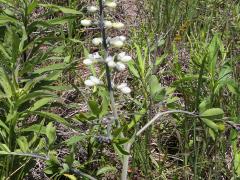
left=81, top=1, right=124, bottom=29
left=83, top=1, right=132, bottom=94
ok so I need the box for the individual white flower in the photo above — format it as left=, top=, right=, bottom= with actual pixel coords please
left=120, top=86, right=131, bottom=94
left=90, top=76, right=102, bottom=85
left=105, top=56, right=113, bottom=62
left=92, top=38, right=103, bottom=46
left=108, top=60, right=116, bottom=67
left=104, top=20, right=112, bottom=28
left=105, top=1, right=117, bottom=8
left=83, top=58, right=93, bottom=65
left=81, top=19, right=92, bottom=27
left=117, top=52, right=126, bottom=60
left=117, top=83, right=131, bottom=94
left=87, top=6, right=98, bottom=13
left=88, top=52, right=102, bottom=60
left=112, top=22, right=124, bottom=29
left=110, top=39, right=124, bottom=48
left=84, top=79, right=95, bottom=87
left=116, top=62, right=126, bottom=71
left=106, top=37, right=112, bottom=43
left=120, top=55, right=132, bottom=63
left=117, top=83, right=127, bottom=90
left=119, top=35, right=127, bottom=42
left=111, top=82, right=115, bottom=88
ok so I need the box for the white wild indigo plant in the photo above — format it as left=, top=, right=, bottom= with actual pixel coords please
left=80, top=0, right=134, bottom=179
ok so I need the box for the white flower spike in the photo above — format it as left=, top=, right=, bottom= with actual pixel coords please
left=81, top=19, right=92, bottom=27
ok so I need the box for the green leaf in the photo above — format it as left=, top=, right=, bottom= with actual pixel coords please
left=17, top=136, right=29, bottom=152
left=200, top=108, right=224, bottom=119
left=0, top=15, right=18, bottom=25
left=29, top=97, right=54, bottom=111
left=64, top=174, right=77, bottom=180
left=202, top=118, right=219, bottom=132
left=39, top=4, right=82, bottom=14
left=208, top=35, right=219, bottom=78
left=208, top=128, right=216, bottom=141
left=64, top=135, right=86, bottom=146
left=21, top=124, right=46, bottom=134
left=0, top=120, right=9, bottom=133
left=128, top=61, right=140, bottom=78
left=0, top=67, right=14, bottom=97
left=34, top=111, right=69, bottom=126
left=149, top=75, right=166, bottom=101
left=113, top=138, right=129, bottom=145
left=135, top=43, right=147, bottom=77
left=149, top=75, right=160, bottom=96
left=0, top=143, right=10, bottom=152
left=128, top=108, right=146, bottom=130
left=155, top=53, right=168, bottom=66
left=88, top=100, right=101, bottom=116
left=114, top=144, right=130, bottom=155
left=33, top=63, right=69, bottom=74
left=97, top=166, right=117, bottom=176
left=46, top=122, right=56, bottom=145
left=27, top=0, right=38, bottom=15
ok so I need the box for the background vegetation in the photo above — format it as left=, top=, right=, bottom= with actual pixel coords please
left=0, top=0, right=239, bottom=179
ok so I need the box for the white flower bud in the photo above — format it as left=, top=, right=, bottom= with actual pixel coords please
left=120, top=86, right=131, bottom=94
left=90, top=76, right=102, bottom=85
left=110, top=39, right=124, bottom=48
left=92, top=38, right=103, bottom=46
left=117, top=83, right=127, bottom=90
left=112, top=22, right=125, bottom=29
left=84, top=79, right=95, bottom=87
left=83, top=58, right=93, bottom=65
left=104, top=20, right=112, bottom=28
left=105, top=1, right=117, bottom=8
left=120, top=55, right=132, bottom=63
left=87, top=6, right=98, bottom=13
left=108, top=60, right=116, bottom=67
left=81, top=19, right=92, bottom=27
left=116, top=62, right=126, bottom=71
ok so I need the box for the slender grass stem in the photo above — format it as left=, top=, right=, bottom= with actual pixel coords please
left=136, top=110, right=197, bottom=136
